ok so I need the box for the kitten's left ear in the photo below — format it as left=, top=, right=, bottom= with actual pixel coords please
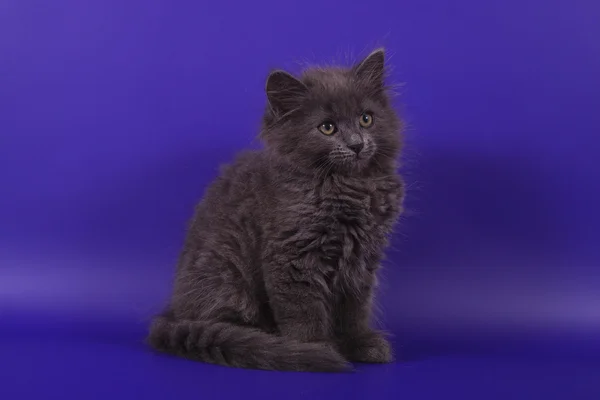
left=353, top=48, right=386, bottom=88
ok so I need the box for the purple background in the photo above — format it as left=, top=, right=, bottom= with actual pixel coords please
left=1, top=0, right=599, bottom=398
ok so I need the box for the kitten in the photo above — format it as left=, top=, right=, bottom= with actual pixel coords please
left=148, top=49, right=405, bottom=372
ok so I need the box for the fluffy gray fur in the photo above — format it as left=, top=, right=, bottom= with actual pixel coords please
left=148, top=49, right=405, bottom=372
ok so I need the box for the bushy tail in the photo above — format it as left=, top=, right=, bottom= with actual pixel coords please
left=147, top=316, right=350, bottom=372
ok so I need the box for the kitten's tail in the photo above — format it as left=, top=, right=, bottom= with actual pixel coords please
left=147, top=315, right=351, bottom=372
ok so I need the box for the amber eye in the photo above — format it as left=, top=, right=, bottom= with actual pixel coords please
left=359, top=112, right=374, bottom=128
left=318, top=121, right=337, bottom=135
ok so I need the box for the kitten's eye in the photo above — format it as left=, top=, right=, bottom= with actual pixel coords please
left=318, top=121, right=337, bottom=135
left=359, top=112, right=374, bottom=128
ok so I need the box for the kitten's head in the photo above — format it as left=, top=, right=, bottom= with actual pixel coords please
left=260, top=49, right=402, bottom=175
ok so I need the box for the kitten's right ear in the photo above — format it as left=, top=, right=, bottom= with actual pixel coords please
left=353, top=48, right=386, bottom=89
left=265, top=70, right=308, bottom=117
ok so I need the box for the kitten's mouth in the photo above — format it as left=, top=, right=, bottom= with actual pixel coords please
left=343, top=151, right=372, bottom=170
left=327, top=146, right=374, bottom=173
left=356, top=147, right=374, bottom=162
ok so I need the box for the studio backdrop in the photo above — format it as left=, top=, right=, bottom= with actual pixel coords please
left=1, top=0, right=599, bottom=398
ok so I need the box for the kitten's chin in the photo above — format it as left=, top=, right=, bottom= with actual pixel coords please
left=354, top=155, right=375, bottom=172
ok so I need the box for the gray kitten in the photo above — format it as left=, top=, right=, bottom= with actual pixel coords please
left=148, top=49, right=405, bottom=372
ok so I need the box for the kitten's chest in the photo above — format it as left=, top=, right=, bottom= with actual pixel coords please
left=312, top=175, right=401, bottom=263
left=319, top=174, right=401, bottom=223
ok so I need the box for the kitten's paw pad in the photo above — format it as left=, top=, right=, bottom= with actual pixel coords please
left=343, top=333, right=394, bottom=363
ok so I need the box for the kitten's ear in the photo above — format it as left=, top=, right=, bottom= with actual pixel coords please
left=265, top=70, right=308, bottom=116
left=353, top=48, right=386, bottom=88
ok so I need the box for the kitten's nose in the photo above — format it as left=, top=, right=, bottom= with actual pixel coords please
left=348, top=142, right=364, bottom=154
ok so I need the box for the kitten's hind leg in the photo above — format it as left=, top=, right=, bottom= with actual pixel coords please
left=152, top=252, right=349, bottom=371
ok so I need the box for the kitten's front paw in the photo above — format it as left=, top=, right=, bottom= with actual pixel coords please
left=339, top=331, right=394, bottom=364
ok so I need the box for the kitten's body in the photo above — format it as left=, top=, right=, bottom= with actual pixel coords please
left=148, top=50, right=405, bottom=372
